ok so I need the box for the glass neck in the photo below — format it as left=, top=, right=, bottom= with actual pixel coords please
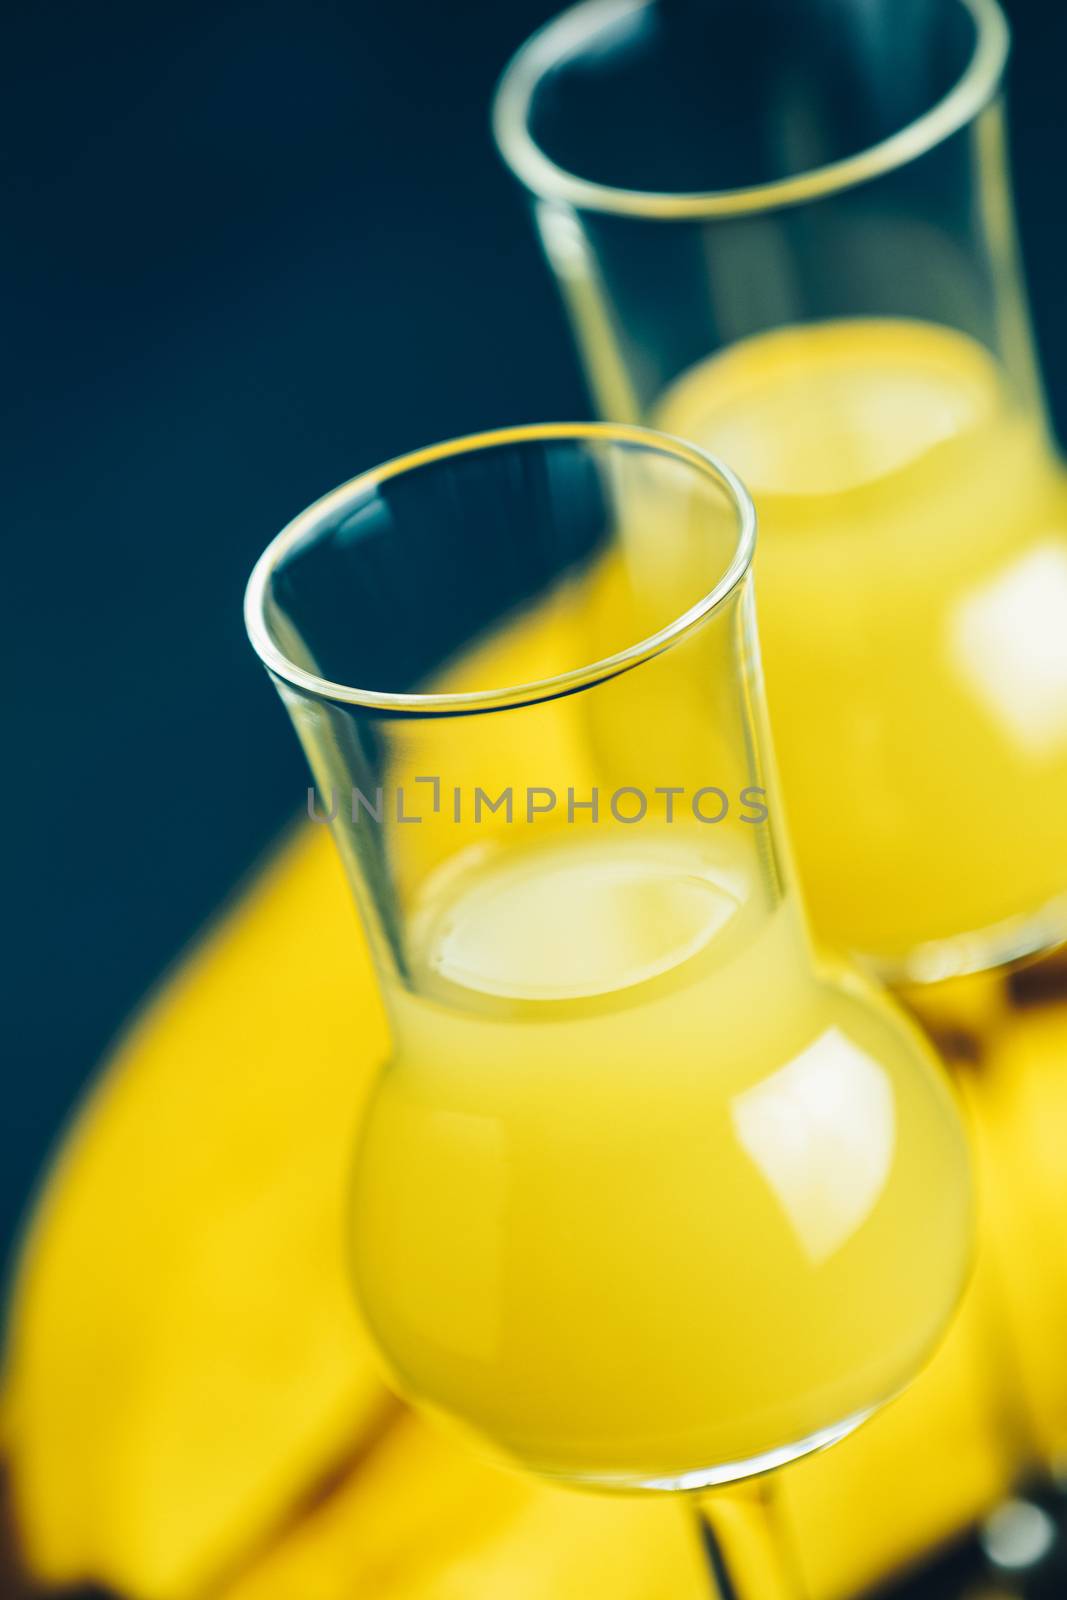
left=277, top=579, right=799, bottom=1017
left=536, top=96, right=1049, bottom=433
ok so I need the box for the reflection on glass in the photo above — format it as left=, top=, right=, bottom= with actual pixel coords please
left=732, top=1026, right=896, bottom=1266
left=950, top=540, right=1067, bottom=757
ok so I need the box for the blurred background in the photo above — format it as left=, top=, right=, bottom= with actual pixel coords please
left=4, top=0, right=1067, bottom=1279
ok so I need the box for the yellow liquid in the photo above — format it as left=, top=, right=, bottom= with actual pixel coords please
left=351, top=832, right=970, bottom=1486
left=656, top=320, right=1067, bottom=971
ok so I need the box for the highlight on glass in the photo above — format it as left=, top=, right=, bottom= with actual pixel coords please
left=493, top=0, right=1067, bottom=984
left=245, top=423, right=972, bottom=1595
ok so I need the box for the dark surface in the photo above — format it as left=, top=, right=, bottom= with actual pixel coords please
left=2, top=0, right=584, bottom=1262
left=4, top=0, right=1067, bottom=1326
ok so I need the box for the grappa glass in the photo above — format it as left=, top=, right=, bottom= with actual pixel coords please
left=245, top=423, right=972, bottom=1596
left=493, top=0, right=1067, bottom=985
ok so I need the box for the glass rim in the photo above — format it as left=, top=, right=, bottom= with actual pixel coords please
left=244, top=422, right=757, bottom=715
left=492, top=0, right=1010, bottom=220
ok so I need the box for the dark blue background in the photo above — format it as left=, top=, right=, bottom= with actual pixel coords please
left=5, top=0, right=1067, bottom=1268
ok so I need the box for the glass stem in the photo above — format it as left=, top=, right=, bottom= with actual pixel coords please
left=694, top=1476, right=804, bottom=1600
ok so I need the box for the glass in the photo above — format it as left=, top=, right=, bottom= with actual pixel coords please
left=493, top=0, right=1067, bottom=985
left=245, top=423, right=972, bottom=1596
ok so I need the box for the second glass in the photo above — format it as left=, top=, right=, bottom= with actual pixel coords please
left=493, top=0, right=1067, bottom=983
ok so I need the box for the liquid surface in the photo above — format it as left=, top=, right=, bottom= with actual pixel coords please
left=352, top=834, right=970, bottom=1485
left=656, top=319, right=1067, bottom=972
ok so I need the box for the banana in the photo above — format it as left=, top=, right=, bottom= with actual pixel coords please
left=6, top=818, right=1067, bottom=1598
